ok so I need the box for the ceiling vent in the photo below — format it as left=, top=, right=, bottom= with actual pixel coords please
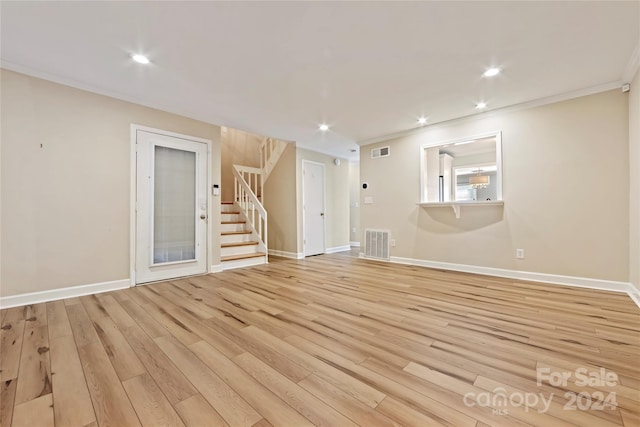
left=371, top=146, right=390, bottom=159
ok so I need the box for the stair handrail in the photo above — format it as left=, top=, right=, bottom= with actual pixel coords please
left=233, top=165, right=267, bottom=256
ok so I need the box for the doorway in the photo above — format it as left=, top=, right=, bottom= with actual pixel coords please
left=133, top=127, right=211, bottom=284
left=303, top=160, right=326, bottom=256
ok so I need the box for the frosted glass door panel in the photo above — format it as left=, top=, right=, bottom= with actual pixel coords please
left=153, top=146, right=196, bottom=263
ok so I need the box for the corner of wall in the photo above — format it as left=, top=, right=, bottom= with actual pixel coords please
left=629, top=68, right=640, bottom=289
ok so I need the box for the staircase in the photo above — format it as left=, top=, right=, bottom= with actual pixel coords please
left=219, top=137, right=288, bottom=270
left=220, top=201, right=267, bottom=269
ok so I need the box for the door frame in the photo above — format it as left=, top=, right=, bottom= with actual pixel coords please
left=130, top=124, right=213, bottom=286
left=302, top=159, right=326, bottom=257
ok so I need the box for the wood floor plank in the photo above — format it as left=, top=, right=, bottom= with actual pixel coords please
left=233, top=351, right=359, bottom=427
left=0, top=375, right=17, bottom=427
left=90, top=315, right=146, bottom=381
left=122, top=373, right=185, bottom=427
left=120, top=325, right=197, bottom=405
left=65, top=303, right=100, bottom=347
left=11, top=393, right=54, bottom=427
left=96, top=295, right=137, bottom=329
left=119, top=299, right=168, bottom=339
left=0, top=312, right=25, bottom=382
left=174, top=394, right=229, bottom=427
left=75, top=340, right=141, bottom=427
left=201, top=318, right=311, bottom=382
left=137, top=295, right=201, bottom=346
left=241, top=325, right=387, bottom=409
left=286, top=334, right=478, bottom=427
left=48, top=335, right=96, bottom=427
left=376, top=396, right=446, bottom=427
left=46, top=301, right=73, bottom=340
left=154, top=335, right=261, bottom=427
left=15, top=304, right=51, bottom=405
left=298, top=373, right=400, bottom=427
left=187, top=341, right=316, bottom=427
left=80, top=295, right=110, bottom=321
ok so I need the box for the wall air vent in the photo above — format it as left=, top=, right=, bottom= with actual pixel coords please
left=364, top=229, right=390, bottom=261
left=371, top=146, right=390, bottom=159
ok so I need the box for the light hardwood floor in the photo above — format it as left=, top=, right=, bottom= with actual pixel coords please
left=1, top=254, right=639, bottom=427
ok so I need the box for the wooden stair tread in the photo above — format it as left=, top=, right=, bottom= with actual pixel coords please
left=221, top=252, right=266, bottom=262
left=222, top=211, right=240, bottom=215
left=222, top=201, right=235, bottom=205
left=221, top=241, right=259, bottom=248
left=221, top=221, right=246, bottom=224
left=221, top=231, right=252, bottom=236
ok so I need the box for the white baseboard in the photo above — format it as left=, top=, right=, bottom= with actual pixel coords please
left=350, top=241, right=361, bottom=247
left=268, top=249, right=304, bottom=259
left=627, top=283, right=640, bottom=308
left=326, top=245, right=352, bottom=254
left=221, top=256, right=267, bottom=271
left=0, top=279, right=131, bottom=309
left=210, top=264, right=224, bottom=273
left=357, top=255, right=640, bottom=309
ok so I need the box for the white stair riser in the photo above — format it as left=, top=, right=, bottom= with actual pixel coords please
left=221, top=233, right=254, bottom=244
left=221, top=204, right=237, bottom=213
left=222, top=256, right=267, bottom=270
left=220, top=223, right=247, bottom=233
left=221, top=213, right=241, bottom=222
left=221, top=244, right=260, bottom=257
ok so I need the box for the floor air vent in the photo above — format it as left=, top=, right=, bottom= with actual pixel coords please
left=364, top=229, right=390, bottom=260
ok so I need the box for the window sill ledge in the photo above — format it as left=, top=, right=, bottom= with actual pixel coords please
left=419, top=201, right=504, bottom=219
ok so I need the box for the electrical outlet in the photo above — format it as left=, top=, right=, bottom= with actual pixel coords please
left=516, top=249, right=525, bottom=259
left=352, top=227, right=356, bottom=233
left=391, top=239, right=396, bottom=247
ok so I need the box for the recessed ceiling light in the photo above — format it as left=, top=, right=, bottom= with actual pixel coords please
left=475, top=102, right=487, bottom=109
left=319, top=124, right=329, bottom=131
left=417, top=117, right=428, bottom=125
left=131, top=54, right=150, bottom=64
left=483, top=68, right=500, bottom=77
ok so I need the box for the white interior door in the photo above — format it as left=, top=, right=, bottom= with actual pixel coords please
left=135, top=130, right=208, bottom=284
left=303, top=161, right=325, bottom=256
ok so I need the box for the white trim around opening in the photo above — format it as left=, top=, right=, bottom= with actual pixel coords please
left=130, top=124, right=213, bottom=286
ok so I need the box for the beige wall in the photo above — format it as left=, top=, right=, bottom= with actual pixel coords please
left=1, top=69, right=222, bottom=297
left=296, top=149, right=350, bottom=253
left=630, top=69, right=640, bottom=289
left=220, top=127, right=262, bottom=201
left=361, top=89, right=629, bottom=282
left=263, top=143, right=298, bottom=254
left=349, top=162, right=361, bottom=245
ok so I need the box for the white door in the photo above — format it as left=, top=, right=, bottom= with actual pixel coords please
left=135, top=130, right=209, bottom=284
left=303, top=161, right=325, bottom=256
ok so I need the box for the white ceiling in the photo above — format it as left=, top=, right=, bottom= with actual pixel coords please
left=2, top=1, right=638, bottom=161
